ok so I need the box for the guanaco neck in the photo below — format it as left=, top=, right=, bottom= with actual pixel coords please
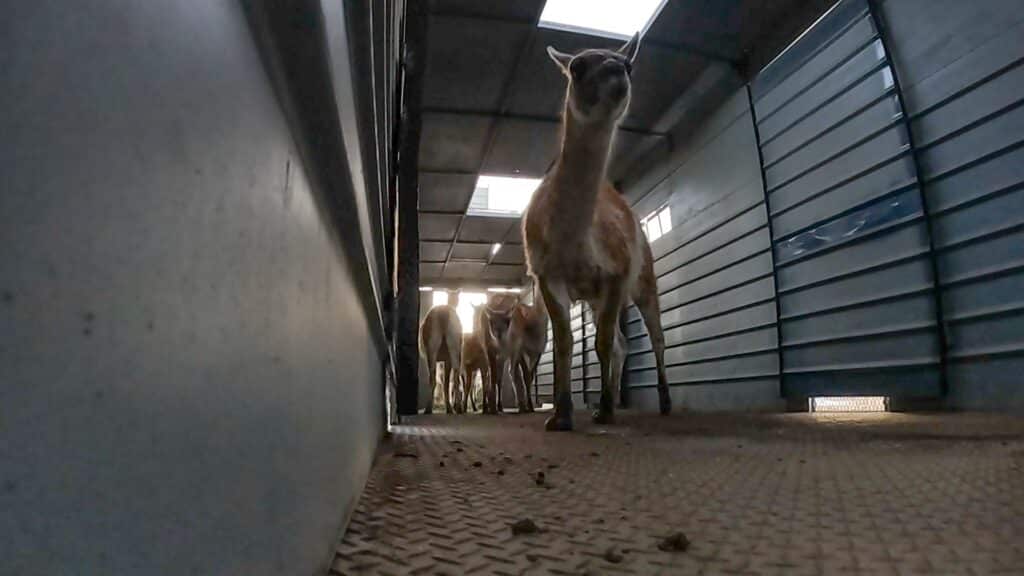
left=548, top=96, right=617, bottom=241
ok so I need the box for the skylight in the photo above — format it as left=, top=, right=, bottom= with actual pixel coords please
left=539, top=0, right=665, bottom=39
left=467, top=175, right=542, bottom=218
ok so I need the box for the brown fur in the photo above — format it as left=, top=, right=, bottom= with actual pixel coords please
left=460, top=306, right=490, bottom=413
left=419, top=304, right=463, bottom=414
left=506, top=287, right=550, bottom=413
left=479, top=293, right=518, bottom=414
left=523, top=34, right=671, bottom=431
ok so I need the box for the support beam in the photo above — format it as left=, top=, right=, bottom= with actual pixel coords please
left=866, top=0, right=949, bottom=395
left=419, top=279, right=527, bottom=291
left=395, top=0, right=429, bottom=415
left=746, top=84, right=787, bottom=399
left=421, top=107, right=670, bottom=139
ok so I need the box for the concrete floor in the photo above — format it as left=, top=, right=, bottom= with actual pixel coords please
left=332, top=410, right=1024, bottom=575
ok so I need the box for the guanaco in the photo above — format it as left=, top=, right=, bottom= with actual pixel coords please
left=522, top=33, right=671, bottom=431
left=460, top=304, right=490, bottom=413
left=506, top=285, right=549, bottom=413
left=419, top=304, right=463, bottom=414
left=480, top=293, right=518, bottom=414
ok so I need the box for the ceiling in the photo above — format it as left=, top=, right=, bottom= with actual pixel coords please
left=417, top=0, right=836, bottom=288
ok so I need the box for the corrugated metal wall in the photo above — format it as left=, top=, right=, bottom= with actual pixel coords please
left=879, top=0, right=1024, bottom=410
left=537, top=321, right=554, bottom=404
left=750, top=0, right=944, bottom=398
left=0, top=1, right=397, bottom=573
left=621, top=89, right=783, bottom=411
left=536, top=302, right=586, bottom=407
left=537, top=0, right=1024, bottom=413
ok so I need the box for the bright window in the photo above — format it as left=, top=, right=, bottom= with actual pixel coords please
left=539, top=0, right=665, bottom=39
left=642, top=205, right=671, bottom=242
left=456, top=292, right=488, bottom=334
left=431, top=290, right=449, bottom=307
left=467, top=175, right=542, bottom=217
left=810, top=397, right=887, bottom=412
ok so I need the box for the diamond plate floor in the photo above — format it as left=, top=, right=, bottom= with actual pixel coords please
left=332, top=411, right=1024, bottom=576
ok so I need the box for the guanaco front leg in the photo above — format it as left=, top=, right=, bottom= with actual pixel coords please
left=539, top=278, right=573, bottom=431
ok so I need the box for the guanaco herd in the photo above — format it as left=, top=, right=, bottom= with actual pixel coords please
left=420, top=33, right=671, bottom=431
left=420, top=288, right=549, bottom=416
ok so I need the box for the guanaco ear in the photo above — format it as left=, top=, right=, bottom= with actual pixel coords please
left=618, top=32, right=641, bottom=63
left=547, top=46, right=573, bottom=73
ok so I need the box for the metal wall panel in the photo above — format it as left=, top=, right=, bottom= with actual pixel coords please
left=880, top=0, right=1024, bottom=410
left=534, top=303, right=589, bottom=408
left=0, top=1, right=393, bottom=573
left=537, top=0, right=1024, bottom=412
left=621, top=89, right=783, bottom=412
left=751, top=0, right=943, bottom=398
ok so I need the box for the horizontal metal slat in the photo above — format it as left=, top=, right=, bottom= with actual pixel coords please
left=762, top=67, right=897, bottom=166
left=759, top=39, right=885, bottom=142
left=754, top=7, right=874, bottom=118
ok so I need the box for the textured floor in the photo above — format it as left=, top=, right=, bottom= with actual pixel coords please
left=332, top=410, right=1024, bottom=575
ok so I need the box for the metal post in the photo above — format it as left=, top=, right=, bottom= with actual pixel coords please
left=395, top=0, right=428, bottom=415
left=866, top=0, right=950, bottom=396
left=745, top=84, right=787, bottom=400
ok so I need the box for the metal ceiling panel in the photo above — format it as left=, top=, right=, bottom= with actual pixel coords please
left=444, top=261, right=488, bottom=278
left=504, top=28, right=620, bottom=119
left=419, top=171, right=477, bottom=212
left=420, top=241, right=451, bottom=262
left=420, top=262, right=445, bottom=280
left=645, top=0, right=746, bottom=52
left=482, top=264, right=527, bottom=281
left=457, top=215, right=516, bottom=243
left=621, top=46, right=706, bottom=129
left=419, top=212, right=462, bottom=241
left=419, top=113, right=491, bottom=171
left=504, top=220, right=524, bottom=244
left=430, top=0, right=545, bottom=22
left=423, top=17, right=527, bottom=111
left=451, top=242, right=492, bottom=260
left=482, top=118, right=560, bottom=176
left=492, top=243, right=526, bottom=265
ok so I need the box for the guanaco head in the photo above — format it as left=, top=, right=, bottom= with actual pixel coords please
left=547, top=33, right=640, bottom=125
left=484, top=293, right=518, bottom=342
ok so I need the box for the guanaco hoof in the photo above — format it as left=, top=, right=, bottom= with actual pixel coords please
left=659, top=396, right=672, bottom=415
left=545, top=415, right=573, bottom=431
